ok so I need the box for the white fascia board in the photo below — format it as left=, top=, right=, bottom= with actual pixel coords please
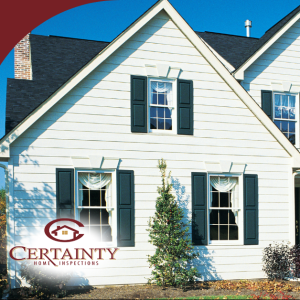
left=201, top=39, right=235, bottom=73
left=1, top=0, right=300, bottom=166
left=234, top=12, right=300, bottom=80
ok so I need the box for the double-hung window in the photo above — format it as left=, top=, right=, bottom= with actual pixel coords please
left=149, top=79, right=175, bottom=132
left=76, top=171, right=116, bottom=245
left=273, top=93, right=296, bottom=145
left=209, top=175, right=240, bottom=242
left=131, top=75, right=193, bottom=135
left=192, top=172, right=258, bottom=246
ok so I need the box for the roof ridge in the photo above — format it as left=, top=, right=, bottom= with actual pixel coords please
left=196, top=31, right=259, bottom=39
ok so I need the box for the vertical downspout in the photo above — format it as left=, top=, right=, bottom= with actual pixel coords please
left=0, top=164, right=9, bottom=288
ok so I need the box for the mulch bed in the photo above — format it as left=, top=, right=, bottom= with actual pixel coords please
left=6, top=279, right=300, bottom=299
left=60, top=280, right=300, bottom=299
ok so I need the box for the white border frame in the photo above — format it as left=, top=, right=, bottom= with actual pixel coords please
left=74, top=169, right=117, bottom=247
left=148, top=77, right=177, bottom=134
left=207, top=173, right=244, bottom=246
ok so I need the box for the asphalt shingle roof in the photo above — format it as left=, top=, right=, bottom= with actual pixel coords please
left=196, top=31, right=259, bottom=69
left=5, top=34, right=109, bottom=135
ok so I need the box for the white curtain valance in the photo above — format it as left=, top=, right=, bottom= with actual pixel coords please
left=151, top=81, right=173, bottom=107
left=210, top=176, right=238, bottom=193
left=78, top=173, right=111, bottom=190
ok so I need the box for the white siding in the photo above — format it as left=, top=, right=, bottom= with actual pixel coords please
left=242, top=19, right=300, bottom=105
left=9, top=11, right=293, bottom=286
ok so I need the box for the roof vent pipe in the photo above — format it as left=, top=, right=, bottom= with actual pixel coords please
left=245, top=20, right=252, bottom=37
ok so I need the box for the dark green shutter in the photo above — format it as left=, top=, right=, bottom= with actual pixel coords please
left=192, top=172, right=207, bottom=245
left=177, top=79, right=193, bottom=135
left=261, top=90, right=273, bottom=119
left=131, top=75, right=147, bottom=133
left=56, top=169, right=74, bottom=219
left=117, top=170, right=135, bottom=247
left=244, top=174, right=259, bottom=245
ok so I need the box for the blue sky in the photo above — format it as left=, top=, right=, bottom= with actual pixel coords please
left=0, top=0, right=299, bottom=188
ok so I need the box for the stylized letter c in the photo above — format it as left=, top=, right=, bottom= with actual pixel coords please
left=9, top=246, right=26, bottom=261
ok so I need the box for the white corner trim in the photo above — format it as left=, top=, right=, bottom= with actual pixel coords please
left=234, top=11, right=300, bottom=80
left=200, top=39, right=235, bottom=73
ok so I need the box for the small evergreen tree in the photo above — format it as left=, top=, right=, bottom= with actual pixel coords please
left=147, top=159, right=200, bottom=288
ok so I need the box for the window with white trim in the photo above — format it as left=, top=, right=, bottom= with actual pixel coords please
left=149, top=79, right=175, bottom=132
left=77, top=171, right=115, bottom=244
left=209, top=175, right=240, bottom=242
left=273, top=92, right=297, bottom=145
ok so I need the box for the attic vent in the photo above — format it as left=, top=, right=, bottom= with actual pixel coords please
left=245, top=20, right=252, bottom=37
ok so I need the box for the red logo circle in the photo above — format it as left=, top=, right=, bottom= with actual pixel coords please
left=44, top=218, right=84, bottom=242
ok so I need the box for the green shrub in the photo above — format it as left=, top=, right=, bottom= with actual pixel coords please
left=147, top=159, right=200, bottom=289
left=262, top=242, right=291, bottom=280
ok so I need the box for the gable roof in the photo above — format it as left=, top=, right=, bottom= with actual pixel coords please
left=196, top=31, right=258, bottom=69
left=234, top=4, right=300, bottom=79
left=6, top=35, right=109, bottom=134
left=1, top=0, right=300, bottom=166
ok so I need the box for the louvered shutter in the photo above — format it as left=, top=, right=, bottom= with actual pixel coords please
left=261, top=90, right=273, bottom=119
left=177, top=79, right=193, bottom=135
left=117, top=170, right=135, bottom=247
left=192, top=172, right=208, bottom=245
left=56, top=168, right=74, bottom=218
left=244, top=174, right=259, bottom=245
left=131, top=75, right=147, bottom=133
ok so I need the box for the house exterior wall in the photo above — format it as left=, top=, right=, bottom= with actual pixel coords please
left=9, top=11, right=293, bottom=286
left=241, top=19, right=300, bottom=105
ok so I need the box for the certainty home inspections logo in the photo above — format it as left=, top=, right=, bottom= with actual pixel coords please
left=9, top=219, right=119, bottom=267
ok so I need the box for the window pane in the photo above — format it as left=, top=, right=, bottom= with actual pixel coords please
left=274, top=120, right=281, bottom=130
left=211, top=192, right=219, bottom=207
left=220, top=225, right=228, bottom=240
left=289, top=122, right=295, bottom=133
left=158, top=94, right=164, bottom=105
left=275, top=106, right=282, bottom=119
left=100, top=209, right=109, bottom=224
left=274, top=94, right=281, bottom=106
left=289, top=96, right=296, bottom=108
left=151, top=93, right=157, bottom=105
left=150, top=118, right=157, bottom=129
left=220, top=192, right=229, bottom=207
left=90, top=190, right=100, bottom=206
left=289, top=134, right=295, bottom=145
left=229, top=211, right=236, bottom=224
left=80, top=209, right=89, bottom=225
left=229, top=225, right=238, bottom=240
left=219, top=210, right=228, bottom=224
left=210, top=210, right=218, bottom=224
left=158, top=119, right=164, bottom=130
left=82, top=190, right=89, bottom=206
left=150, top=107, right=156, bottom=118
left=210, top=225, right=218, bottom=240
left=282, top=107, right=288, bottom=119
left=90, top=209, right=100, bottom=225
left=165, top=119, right=172, bottom=130
left=289, top=107, right=295, bottom=120
left=282, top=95, right=288, bottom=107
left=282, top=121, right=288, bottom=132
left=157, top=107, right=164, bottom=118
left=165, top=108, right=172, bottom=118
